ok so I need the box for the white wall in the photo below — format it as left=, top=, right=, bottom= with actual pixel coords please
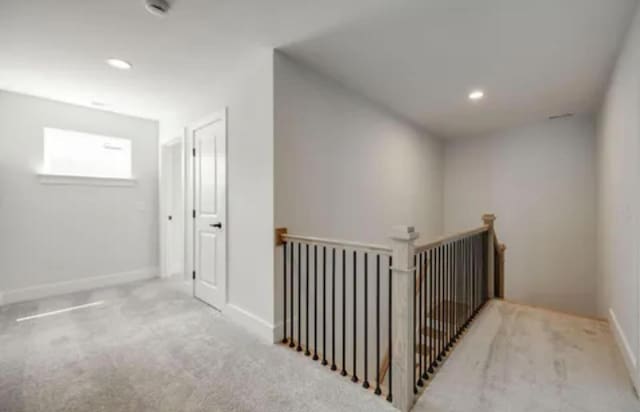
left=158, top=50, right=276, bottom=341
left=274, top=52, right=444, bottom=244
left=0, top=90, right=159, bottom=304
left=444, top=114, right=598, bottom=317
left=596, top=3, right=640, bottom=391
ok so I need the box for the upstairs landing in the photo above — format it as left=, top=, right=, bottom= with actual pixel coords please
left=413, top=300, right=639, bottom=412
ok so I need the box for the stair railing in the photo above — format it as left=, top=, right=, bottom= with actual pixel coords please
left=275, top=214, right=502, bottom=412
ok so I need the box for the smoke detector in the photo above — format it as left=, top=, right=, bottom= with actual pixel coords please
left=145, top=0, right=170, bottom=16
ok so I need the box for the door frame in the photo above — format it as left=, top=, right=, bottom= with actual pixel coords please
left=185, top=108, right=228, bottom=307
left=160, top=135, right=185, bottom=279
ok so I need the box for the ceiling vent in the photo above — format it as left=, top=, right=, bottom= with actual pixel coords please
left=548, top=113, right=574, bottom=120
left=145, top=0, right=170, bottom=16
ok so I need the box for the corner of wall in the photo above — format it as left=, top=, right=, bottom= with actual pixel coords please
left=609, top=308, right=640, bottom=392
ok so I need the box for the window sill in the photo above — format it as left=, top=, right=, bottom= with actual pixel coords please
left=37, top=174, right=137, bottom=187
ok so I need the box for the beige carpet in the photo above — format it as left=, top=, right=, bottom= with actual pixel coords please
left=0, top=279, right=394, bottom=412
left=1, top=280, right=637, bottom=412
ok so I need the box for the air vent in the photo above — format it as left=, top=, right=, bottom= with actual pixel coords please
left=548, top=113, right=574, bottom=120
left=145, top=0, right=170, bottom=16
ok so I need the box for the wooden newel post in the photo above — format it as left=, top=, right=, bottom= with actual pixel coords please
left=390, top=225, right=418, bottom=412
left=482, top=214, right=496, bottom=298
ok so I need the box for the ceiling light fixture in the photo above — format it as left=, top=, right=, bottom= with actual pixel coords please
left=106, top=58, right=132, bottom=70
left=468, top=90, right=484, bottom=101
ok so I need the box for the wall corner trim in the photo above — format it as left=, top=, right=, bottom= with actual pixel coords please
left=0, top=267, right=159, bottom=306
left=224, top=303, right=279, bottom=344
left=608, top=308, right=639, bottom=391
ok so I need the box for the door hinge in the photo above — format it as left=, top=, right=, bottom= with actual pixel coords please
left=192, top=270, right=196, bottom=280
left=192, top=148, right=196, bottom=157
left=192, top=209, right=196, bottom=219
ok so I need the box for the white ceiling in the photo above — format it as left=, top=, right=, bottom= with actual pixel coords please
left=283, top=0, right=639, bottom=138
left=1, top=0, right=637, bottom=138
left=0, top=0, right=392, bottom=122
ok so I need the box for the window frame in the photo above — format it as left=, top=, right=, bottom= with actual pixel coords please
left=39, top=127, right=136, bottom=186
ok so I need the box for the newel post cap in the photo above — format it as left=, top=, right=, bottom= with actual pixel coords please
left=482, top=214, right=496, bottom=227
left=390, top=225, right=419, bottom=241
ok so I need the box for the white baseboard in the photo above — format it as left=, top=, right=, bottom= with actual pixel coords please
left=608, top=308, right=639, bottom=391
left=0, top=267, right=159, bottom=306
left=224, top=303, right=279, bottom=344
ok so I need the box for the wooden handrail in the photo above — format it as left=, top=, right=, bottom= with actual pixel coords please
left=415, top=225, right=489, bottom=253
left=281, top=233, right=392, bottom=255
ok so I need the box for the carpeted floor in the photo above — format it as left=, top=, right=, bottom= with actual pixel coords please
left=1, top=279, right=638, bottom=412
left=0, top=279, right=395, bottom=412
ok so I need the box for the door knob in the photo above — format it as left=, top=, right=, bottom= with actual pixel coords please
left=210, top=222, right=222, bottom=229
left=168, top=215, right=172, bottom=221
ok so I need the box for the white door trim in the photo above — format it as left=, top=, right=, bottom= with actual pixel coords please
left=160, top=135, right=185, bottom=279
left=185, top=108, right=228, bottom=308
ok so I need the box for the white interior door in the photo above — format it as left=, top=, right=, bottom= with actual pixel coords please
left=190, top=113, right=226, bottom=309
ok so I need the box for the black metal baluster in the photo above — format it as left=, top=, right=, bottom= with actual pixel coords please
left=443, top=243, right=448, bottom=352
left=446, top=242, right=451, bottom=351
left=375, top=254, right=382, bottom=395
left=422, top=252, right=428, bottom=381
left=313, top=245, right=318, bottom=359
left=420, top=250, right=433, bottom=380
left=465, top=238, right=471, bottom=328
left=416, top=253, right=422, bottom=388
left=450, top=243, right=454, bottom=344
left=437, top=245, right=443, bottom=362
left=352, top=250, right=358, bottom=383
left=387, top=256, right=393, bottom=403
left=283, top=242, right=288, bottom=344
left=290, top=242, right=295, bottom=348
left=441, top=245, right=446, bottom=358
left=463, top=238, right=467, bottom=329
left=428, top=248, right=434, bottom=373
left=412, top=255, right=422, bottom=393
left=363, top=252, right=369, bottom=389
left=478, top=235, right=482, bottom=310
left=306, top=244, right=311, bottom=356
left=322, top=247, right=327, bottom=365
left=341, top=249, right=347, bottom=377
left=331, top=248, right=337, bottom=371
left=468, top=238, right=472, bottom=318
left=470, top=238, right=473, bottom=322
left=476, top=236, right=480, bottom=312
left=448, top=242, right=456, bottom=347
left=471, top=235, right=478, bottom=318
left=297, top=243, right=302, bottom=352
left=470, top=237, right=474, bottom=316
left=458, top=240, right=463, bottom=335
left=440, top=245, right=445, bottom=360
left=453, top=241, right=458, bottom=341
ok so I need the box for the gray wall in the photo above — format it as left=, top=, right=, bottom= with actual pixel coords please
left=0, top=91, right=159, bottom=300
left=274, top=52, right=444, bottom=244
left=444, top=114, right=598, bottom=316
left=596, top=2, right=640, bottom=390
left=159, top=49, right=276, bottom=341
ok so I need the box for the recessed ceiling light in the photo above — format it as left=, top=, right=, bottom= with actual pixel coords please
left=468, top=90, right=484, bottom=101
left=106, top=58, right=132, bottom=70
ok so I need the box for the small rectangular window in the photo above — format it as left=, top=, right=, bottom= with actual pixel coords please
left=43, top=128, right=132, bottom=179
